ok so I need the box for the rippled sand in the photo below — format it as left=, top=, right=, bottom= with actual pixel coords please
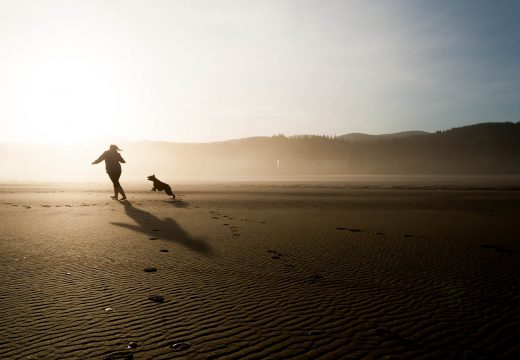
left=1, top=180, right=519, bottom=359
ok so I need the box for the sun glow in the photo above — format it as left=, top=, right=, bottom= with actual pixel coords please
left=18, top=60, right=119, bottom=144
left=1, top=2, right=150, bottom=145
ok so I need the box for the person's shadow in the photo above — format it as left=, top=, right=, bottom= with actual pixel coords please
left=111, top=201, right=212, bottom=255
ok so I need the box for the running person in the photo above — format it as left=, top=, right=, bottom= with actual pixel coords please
left=92, top=144, right=127, bottom=200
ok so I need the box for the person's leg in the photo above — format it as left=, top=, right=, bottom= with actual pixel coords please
left=119, top=184, right=126, bottom=200
left=112, top=171, right=126, bottom=200
left=108, top=172, right=121, bottom=199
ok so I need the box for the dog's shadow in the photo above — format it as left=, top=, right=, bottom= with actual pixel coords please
left=111, top=201, right=212, bottom=255
left=165, top=199, right=189, bottom=208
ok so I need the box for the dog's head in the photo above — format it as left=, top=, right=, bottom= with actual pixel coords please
left=147, top=175, right=156, bottom=181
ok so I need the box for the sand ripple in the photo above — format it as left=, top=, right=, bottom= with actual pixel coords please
left=1, top=187, right=519, bottom=358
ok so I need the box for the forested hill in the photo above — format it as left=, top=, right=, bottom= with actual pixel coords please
left=127, top=122, right=520, bottom=176
left=1, top=122, right=519, bottom=181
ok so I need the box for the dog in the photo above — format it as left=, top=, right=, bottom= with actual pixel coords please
left=147, top=175, right=175, bottom=199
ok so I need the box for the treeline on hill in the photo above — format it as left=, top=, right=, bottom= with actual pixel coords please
left=133, top=122, right=520, bottom=175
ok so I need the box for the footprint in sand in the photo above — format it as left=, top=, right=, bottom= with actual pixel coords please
left=481, top=244, right=517, bottom=254
left=267, top=250, right=283, bottom=260
left=309, top=274, right=323, bottom=284
left=143, top=267, right=157, bottom=272
left=212, top=216, right=220, bottom=219
left=160, top=249, right=169, bottom=252
left=149, top=237, right=159, bottom=240
left=336, top=227, right=361, bottom=232
left=371, top=327, right=417, bottom=348
left=103, top=351, right=134, bottom=360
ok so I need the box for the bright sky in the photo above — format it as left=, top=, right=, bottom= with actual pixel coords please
left=1, top=0, right=519, bottom=144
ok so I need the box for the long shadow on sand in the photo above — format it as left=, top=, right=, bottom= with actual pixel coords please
left=111, top=201, right=212, bottom=255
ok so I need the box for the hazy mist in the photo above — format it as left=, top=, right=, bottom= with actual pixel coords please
left=1, top=122, right=519, bottom=182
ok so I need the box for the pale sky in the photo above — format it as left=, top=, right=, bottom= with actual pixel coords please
left=1, top=0, right=519, bottom=144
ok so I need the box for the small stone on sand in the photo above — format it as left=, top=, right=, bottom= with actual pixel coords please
left=170, top=342, right=191, bottom=351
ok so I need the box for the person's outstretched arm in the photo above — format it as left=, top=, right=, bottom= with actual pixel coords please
left=91, top=153, right=105, bottom=165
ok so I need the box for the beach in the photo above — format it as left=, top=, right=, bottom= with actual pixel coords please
left=1, top=178, right=519, bottom=359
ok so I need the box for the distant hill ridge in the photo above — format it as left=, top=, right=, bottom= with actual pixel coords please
left=128, top=121, right=520, bottom=175
left=1, top=122, right=519, bottom=181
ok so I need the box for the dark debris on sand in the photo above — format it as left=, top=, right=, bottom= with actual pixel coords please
left=148, top=295, right=165, bottom=303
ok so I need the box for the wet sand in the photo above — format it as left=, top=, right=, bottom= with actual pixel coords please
left=1, top=180, right=519, bottom=359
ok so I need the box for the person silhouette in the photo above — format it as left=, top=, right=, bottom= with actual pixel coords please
left=92, top=144, right=127, bottom=200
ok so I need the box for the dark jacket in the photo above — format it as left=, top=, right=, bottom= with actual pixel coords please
left=93, top=150, right=126, bottom=173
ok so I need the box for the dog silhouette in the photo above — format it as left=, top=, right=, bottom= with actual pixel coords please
left=147, top=175, right=175, bottom=199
